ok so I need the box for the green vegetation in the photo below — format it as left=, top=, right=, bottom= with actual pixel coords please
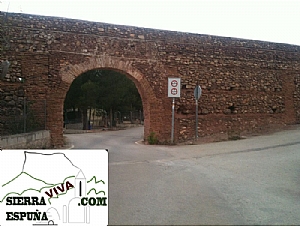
left=64, top=70, right=142, bottom=129
left=147, top=132, right=158, bottom=145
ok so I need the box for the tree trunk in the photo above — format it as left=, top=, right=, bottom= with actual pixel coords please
left=92, top=109, right=95, bottom=128
left=82, top=108, right=88, bottom=130
left=88, top=107, right=92, bottom=129
left=110, top=108, right=113, bottom=128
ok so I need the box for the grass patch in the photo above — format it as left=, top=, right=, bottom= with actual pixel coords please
left=147, top=132, right=158, bottom=145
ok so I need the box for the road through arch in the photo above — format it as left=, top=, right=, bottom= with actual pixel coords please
left=47, top=56, right=160, bottom=147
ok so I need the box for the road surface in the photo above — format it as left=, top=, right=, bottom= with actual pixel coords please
left=66, top=126, right=300, bottom=225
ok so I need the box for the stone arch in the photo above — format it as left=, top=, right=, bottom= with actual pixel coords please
left=47, top=55, right=158, bottom=147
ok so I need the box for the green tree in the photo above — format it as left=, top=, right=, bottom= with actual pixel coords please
left=80, top=80, right=100, bottom=129
left=64, top=69, right=142, bottom=129
left=96, top=70, right=142, bottom=112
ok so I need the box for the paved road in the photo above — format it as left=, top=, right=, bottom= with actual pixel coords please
left=66, top=126, right=300, bottom=225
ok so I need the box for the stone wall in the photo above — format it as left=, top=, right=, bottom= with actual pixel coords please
left=0, top=81, right=25, bottom=135
left=1, top=12, right=300, bottom=147
left=0, top=130, right=51, bottom=149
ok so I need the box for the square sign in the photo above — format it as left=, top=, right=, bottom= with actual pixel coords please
left=168, top=78, right=181, bottom=98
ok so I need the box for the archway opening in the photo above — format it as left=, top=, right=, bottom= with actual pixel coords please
left=63, top=69, right=143, bottom=131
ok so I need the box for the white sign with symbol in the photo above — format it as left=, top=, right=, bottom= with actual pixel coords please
left=168, top=78, right=181, bottom=98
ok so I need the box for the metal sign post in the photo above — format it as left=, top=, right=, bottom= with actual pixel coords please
left=171, top=98, right=175, bottom=143
left=194, top=85, right=202, bottom=140
left=168, top=78, right=181, bottom=144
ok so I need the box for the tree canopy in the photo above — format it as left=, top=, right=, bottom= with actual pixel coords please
left=64, top=69, right=142, bottom=126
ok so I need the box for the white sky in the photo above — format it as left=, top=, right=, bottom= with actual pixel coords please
left=1, top=0, right=300, bottom=46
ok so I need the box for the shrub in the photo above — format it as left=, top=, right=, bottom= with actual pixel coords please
left=147, top=132, right=158, bottom=145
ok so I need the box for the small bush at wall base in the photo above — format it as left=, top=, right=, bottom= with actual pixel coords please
left=228, top=129, right=241, bottom=141
left=147, top=132, right=158, bottom=145
left=228, top=135, right=241, bottom=140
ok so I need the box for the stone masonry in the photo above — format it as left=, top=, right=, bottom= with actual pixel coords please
left=1, top=12, right=300, bottom=147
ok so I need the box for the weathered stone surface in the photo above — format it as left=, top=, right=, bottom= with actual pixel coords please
left=0, top=130, right=51, bottom=149
left=1, top=12, right=300, bottom=147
